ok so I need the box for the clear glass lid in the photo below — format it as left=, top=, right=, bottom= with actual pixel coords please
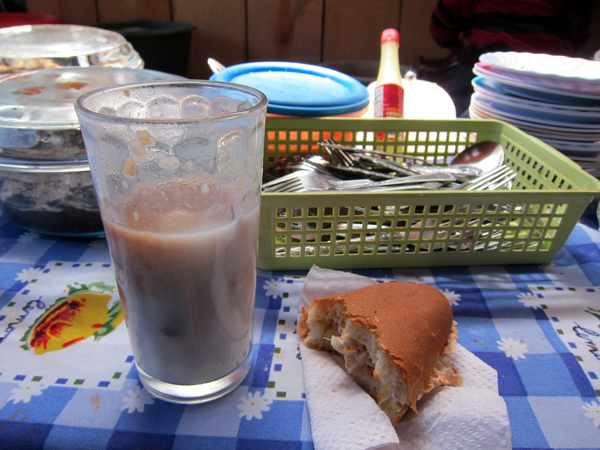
left=0, top=67, right=183, bottom=158
left=0, top=66, right=183, bottom=130
left=0, top=25, right=142, bottom=72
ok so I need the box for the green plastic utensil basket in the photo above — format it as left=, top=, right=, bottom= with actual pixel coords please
left=258, top=118, right=600, bottom=270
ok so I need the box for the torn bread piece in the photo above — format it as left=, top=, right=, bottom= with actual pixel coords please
left=297, top=281, right=462, bottom=424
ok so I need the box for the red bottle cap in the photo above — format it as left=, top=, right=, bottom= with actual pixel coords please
left=381, top=28, right=399, bottom=45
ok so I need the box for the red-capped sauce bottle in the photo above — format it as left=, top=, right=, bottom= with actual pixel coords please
left=374, top=28, right=404, bottom=118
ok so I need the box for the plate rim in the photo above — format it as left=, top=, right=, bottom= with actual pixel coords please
left=480, top=51, right=600, bottom=84
left=474, top=63, right=600, bottom=100
left=472, top=76, right=600, bottom=112
left=471, top=89, right=600, bottom=123
left=472, top=93, right=600, bottom=129
left=470, top=97, right=600, bottom=134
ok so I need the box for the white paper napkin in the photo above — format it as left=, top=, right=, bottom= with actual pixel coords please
left=298, top=266, right=512, bottom=450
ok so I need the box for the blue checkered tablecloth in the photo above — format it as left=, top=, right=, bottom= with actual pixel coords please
left=1, top=206, right=600, bottom=450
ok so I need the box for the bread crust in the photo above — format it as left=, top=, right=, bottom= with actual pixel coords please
left=298, top=282, right=453, bottom=415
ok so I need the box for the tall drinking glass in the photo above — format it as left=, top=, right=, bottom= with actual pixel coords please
left=75, top=81, right=267, bottom=403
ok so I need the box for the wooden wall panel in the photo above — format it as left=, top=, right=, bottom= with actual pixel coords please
left=96, top=0, right=172, bottom=22
left=172, top=0, right=246, bottom=80
left=25, top=0, right=465, bottom=78
left=321, top=0, right=401, bottom=63
left=399, top=0, right=448, bottom=66
left=26, top=0, right=98, bottom=24
left=247, top=0, right=323, bottom=63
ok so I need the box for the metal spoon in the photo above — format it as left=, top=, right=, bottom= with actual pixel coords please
left=450, top=140, right=505, bottom=174
left=401, top=140, right=504, bottom=181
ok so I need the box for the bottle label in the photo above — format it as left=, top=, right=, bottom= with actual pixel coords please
left=374, top=83, right=404, bottom=118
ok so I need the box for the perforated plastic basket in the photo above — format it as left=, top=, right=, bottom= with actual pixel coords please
left=258, top=118, right=600, bottom=270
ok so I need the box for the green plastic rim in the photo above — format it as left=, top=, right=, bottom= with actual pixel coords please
left=257, top=118, right=600, bottom=270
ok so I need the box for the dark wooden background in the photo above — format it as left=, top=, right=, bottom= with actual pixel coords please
left=26, top=0, right=600, bottom=80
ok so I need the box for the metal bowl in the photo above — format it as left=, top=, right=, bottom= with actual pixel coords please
left=0, top=157, right=103, bottom=237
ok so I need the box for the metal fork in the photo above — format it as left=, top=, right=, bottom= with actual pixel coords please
left=450, top=165, right=517, bottom=191
left=262, top=162, right=517, bottom=193
left=319, top=139, right=482, bottom=181
left=262, top=171, right=456, bottom=193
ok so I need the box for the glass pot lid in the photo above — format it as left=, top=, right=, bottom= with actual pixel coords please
left=0, top=67, right=183, bottom=158
left=0, top=155, right=91, bottom=173
left=0, top=24, right=143, bottom=73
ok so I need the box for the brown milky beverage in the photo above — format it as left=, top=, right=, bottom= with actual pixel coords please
left=104, top=179, right=259, bottom=386
left=75, top=80, right=267, bottom=403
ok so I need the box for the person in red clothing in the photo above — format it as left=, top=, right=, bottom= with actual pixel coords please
left=422, top=0, right=597, bottom=116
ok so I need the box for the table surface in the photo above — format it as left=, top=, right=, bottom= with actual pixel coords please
left=1, top=207, right=600, bottom=450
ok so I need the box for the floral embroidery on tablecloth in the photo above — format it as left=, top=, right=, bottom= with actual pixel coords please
left=9, top=381, right=48, bottom=403
left=497, top=337, right=529, bottom=360
left=121, top=385, right=154, bottom=413
left=263, top=279, right=288, bottom=298
left=517, top=291, right=544, bottom=310
left=15, top=267, right=44, bottom=283
left=237, top=391, right=272, bottom=420
left=442, top=289, right=461, bottom=306
left=17, top=232, right=41, bottom=243
left=582, top=400, right=600, bottom=427
left=89, top=239, right=108, bottom=249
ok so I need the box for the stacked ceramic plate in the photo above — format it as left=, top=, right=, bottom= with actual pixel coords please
left=469, top=52, right=600, bottom=178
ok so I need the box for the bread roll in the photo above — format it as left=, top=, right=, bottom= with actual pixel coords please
left=297, top=282, right=462, bottom=423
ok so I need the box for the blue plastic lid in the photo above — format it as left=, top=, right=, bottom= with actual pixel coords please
left=210, top=62, right=369, bottom=116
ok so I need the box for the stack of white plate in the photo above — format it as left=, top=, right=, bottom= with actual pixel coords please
left=469, top=52, right=600, bottom=178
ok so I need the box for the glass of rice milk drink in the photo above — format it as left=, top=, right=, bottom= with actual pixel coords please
left=75, top=81, right=267, bottom=403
